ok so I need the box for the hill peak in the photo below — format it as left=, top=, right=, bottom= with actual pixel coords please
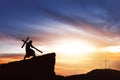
left=85, top=68, right=120, bottom=80
left=65, top=69, right=120, bottom=80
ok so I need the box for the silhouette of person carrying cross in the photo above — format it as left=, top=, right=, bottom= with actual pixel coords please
left=24, top=40, right=35, bottom=59
left=24, top=40, right=35, bottom=60
left=21, top=37, right=43, bottom=60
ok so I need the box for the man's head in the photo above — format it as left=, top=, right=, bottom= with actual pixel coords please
left=29, top=40, right=32, bottom=44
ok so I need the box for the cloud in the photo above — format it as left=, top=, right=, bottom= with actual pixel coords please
left=0, top=53, right=23, bottom=58
left=0, top=53, right=24, bottom=64
left=1, top=0, right=120, bottom=48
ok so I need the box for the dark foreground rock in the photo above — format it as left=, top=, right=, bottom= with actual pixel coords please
left=0, top=53, right=56, bottom=80
left=1, top=52, right=120, bottom=80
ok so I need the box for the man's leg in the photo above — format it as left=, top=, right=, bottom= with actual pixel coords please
left=23, top=55, right=27, bottom=60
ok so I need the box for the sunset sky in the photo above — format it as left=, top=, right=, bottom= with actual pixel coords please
left=1, top=0, right=120, bottom=76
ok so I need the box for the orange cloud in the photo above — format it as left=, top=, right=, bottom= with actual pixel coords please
left=0, top=54, right=23, bottom=64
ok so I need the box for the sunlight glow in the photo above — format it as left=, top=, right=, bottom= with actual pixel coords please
left=53, top=40, right=96, bottom=56
left=101, top=46, right=120, bottom=53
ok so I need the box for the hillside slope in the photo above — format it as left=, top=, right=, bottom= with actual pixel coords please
left=0, top=53, right=56, bottom=80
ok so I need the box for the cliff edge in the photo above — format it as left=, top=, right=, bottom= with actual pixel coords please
left=0, top=53, right=56, bottom=80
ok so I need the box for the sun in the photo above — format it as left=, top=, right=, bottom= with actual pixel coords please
left=53, top=40, right=96, bottom=56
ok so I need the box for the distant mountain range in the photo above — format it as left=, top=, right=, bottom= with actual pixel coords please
left=0, top=53, right=120, bottom=80
left=64, top=69, right=120, bottom=80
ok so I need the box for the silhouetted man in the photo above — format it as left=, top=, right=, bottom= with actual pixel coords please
left=23, top=40, right=35, bottom=60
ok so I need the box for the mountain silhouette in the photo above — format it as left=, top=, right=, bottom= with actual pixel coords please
left=65, top=69, right=120, bottom=80
left=85, top=69, right=120, bottom=80
left=0, top=53, right=56, bottom=80
left=1, top=53, right=120, bottom=80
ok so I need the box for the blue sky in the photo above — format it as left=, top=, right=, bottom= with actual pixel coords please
left=0, top=0, right=120, bottom=52
left=0, top=0, right=120, bottom=37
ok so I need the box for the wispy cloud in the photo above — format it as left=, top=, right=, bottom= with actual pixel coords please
left=0, top=53, right=23, bottom=64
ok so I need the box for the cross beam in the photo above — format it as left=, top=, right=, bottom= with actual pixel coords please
left=22, top=40, right=43, bottom=53
left=21, top=37, right=29, bottom=48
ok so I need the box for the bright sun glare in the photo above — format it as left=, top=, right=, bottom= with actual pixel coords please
left=54, top=40, right=96, bottom=56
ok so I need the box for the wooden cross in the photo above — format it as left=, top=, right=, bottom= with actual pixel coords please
left=21, top=37, right=43, bottom=53
left=21, top=37, right=29, bottom=48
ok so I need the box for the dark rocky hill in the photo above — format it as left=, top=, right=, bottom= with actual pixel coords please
left=1, top=52, right=120, bottom=80
left=85, top=69, right=120, bottom=80
left=65, top=69, right=120, bottom=80
left=0, top=53, right=56, bottom=80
